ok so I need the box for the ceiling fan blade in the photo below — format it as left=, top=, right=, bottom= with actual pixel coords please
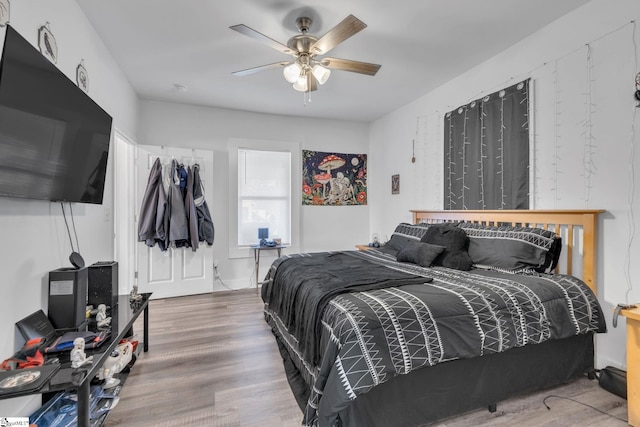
left=321, top=57, right=381, bottom=76
left=231, top=61, right=290, bottom=77
left=311, top=15, right=367, bottom=55
left=230, top=24, right=293, bottom=55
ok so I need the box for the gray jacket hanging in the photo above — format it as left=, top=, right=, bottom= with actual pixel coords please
left=184, top=165, right=199, bottom=251
left=166, top=159, right=189, bottom=248
left=137, top=157, right=167, bottom=249
left=193, top=164, right=214, bottom=246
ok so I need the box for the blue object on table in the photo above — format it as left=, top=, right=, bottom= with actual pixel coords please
left=258, top=228, right=269, bottom=246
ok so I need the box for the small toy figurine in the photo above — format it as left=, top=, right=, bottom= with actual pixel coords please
left=100, top=349, right=121, bottom=389
left=129, top=284, right=143, bottom=302
left=70, top=337, right=93, bottom=369
left=96, top=304, right=111, bottom=328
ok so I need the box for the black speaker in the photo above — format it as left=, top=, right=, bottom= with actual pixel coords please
left=88, top=261, right=119, bottom=309
left=599, top=366, right=627, bottom=399
left=48, top=267, right=88, bottom=329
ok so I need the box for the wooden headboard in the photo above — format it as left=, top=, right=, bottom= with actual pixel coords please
left=410, top=210, right=604, bottom=294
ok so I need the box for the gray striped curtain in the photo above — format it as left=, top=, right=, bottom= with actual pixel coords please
left=444, top=79, right=530, bottom=210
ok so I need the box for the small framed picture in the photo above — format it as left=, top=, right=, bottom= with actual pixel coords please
left=76, top=61, right=89, bottom=93
left=391, top=174, right=400, bottom=195
left=38, top=24, right=57, bottom=63
left=0, top=0, right=10, bottom=28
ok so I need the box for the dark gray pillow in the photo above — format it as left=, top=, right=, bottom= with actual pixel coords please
left=422, top=224, right=473, bottom=271
left=384, top=222, right=431, bottom=253
left=457, top=222, right=561, bottom=273
left=397, top=242, right=446, bottom=267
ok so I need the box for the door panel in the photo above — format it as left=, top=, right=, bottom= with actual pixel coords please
left=147, top=252, right=173, bottom=283
left=182, top=250, right=206, bottom=280
left=135, top=145, right=214, bottom=299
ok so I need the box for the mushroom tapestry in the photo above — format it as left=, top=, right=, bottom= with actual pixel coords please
left=302, top=150, right=367, bottom=206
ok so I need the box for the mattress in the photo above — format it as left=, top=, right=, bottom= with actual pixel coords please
left=261, top=249, right=606, bottom=427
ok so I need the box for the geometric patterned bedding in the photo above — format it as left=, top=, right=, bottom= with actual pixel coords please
left=262, top=249, right=606, bottom=427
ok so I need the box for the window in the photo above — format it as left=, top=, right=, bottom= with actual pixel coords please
left=237, top=149, right=291, bottom=246
left=228, top=138, right=300, bottom=258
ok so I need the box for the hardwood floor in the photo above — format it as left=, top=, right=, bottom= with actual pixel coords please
left=104, top=290, right=627, bottom=427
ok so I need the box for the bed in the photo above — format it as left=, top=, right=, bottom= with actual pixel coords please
left=261, top=209, right=606, bottom=427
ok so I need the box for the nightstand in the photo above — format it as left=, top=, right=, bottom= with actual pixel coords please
left=355, top=244, right=374, bottom=251
left=622, top=306, right=640, bottom=425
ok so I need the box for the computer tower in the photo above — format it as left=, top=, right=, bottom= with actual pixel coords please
left=88, top=261, right=119, bottom=309
left=48, top=267, right=88, bottom=329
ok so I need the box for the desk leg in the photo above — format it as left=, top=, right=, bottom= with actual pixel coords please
left=144, top=303, right=150, bottom=352
left=78, top=378, right=90, bottom=427
left=255, top=249, right=260, bottom=293
left=629, top=318, right=640, bottom=426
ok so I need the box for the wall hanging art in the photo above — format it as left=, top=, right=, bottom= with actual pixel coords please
left=0, top=0, right=10, bottom=27
left=38, top=23, right=57, bottom=63
left=302, top=150, right=367, bottom=206
left=391, top=174, right=400, bottom=194
left=76, top=60, right=89, bottom=93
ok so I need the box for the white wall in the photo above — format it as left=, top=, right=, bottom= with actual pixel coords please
left=138, top=100, right=370, bottom=289
left=369, top=0, right=640, bottom=370
left=0, top=1, right=139, bottom=416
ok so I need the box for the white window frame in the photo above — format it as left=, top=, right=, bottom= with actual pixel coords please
left=228, top=138, right=300, bottom=259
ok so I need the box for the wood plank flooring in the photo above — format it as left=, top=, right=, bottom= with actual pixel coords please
left=104, top=290, right=628, bottom=427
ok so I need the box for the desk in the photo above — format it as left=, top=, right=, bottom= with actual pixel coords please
left=251, top=245, right=285, bottom=291
left=2, top=293, right=151, bottom=427
left=623, top=307, right=640, bottom=426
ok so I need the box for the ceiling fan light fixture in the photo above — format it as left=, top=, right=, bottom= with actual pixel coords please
left=312, top=64, right=331, bottom=85
left=283, top=62, right=301, bottom=83
left=292, top=76, right=308, bottom=92
left=231, top=14, right=381, bottom=95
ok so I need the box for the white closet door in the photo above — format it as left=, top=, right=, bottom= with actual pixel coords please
left=135, top=145, right=214, bottom=299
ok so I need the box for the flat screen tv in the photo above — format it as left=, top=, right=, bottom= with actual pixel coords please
left=0, top=25, right=113, bottom=204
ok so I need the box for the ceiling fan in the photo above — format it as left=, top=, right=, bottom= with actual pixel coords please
left=230, top=14, right=381, bottom=93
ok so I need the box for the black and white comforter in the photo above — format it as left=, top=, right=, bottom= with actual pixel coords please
left=261, top=250, right=606, bottom=427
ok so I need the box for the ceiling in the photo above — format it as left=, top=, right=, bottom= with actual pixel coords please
left=76, top=0, right=591, bottom=122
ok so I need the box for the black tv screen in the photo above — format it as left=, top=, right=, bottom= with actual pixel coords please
left=0, top=25, right=113, bottom=204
